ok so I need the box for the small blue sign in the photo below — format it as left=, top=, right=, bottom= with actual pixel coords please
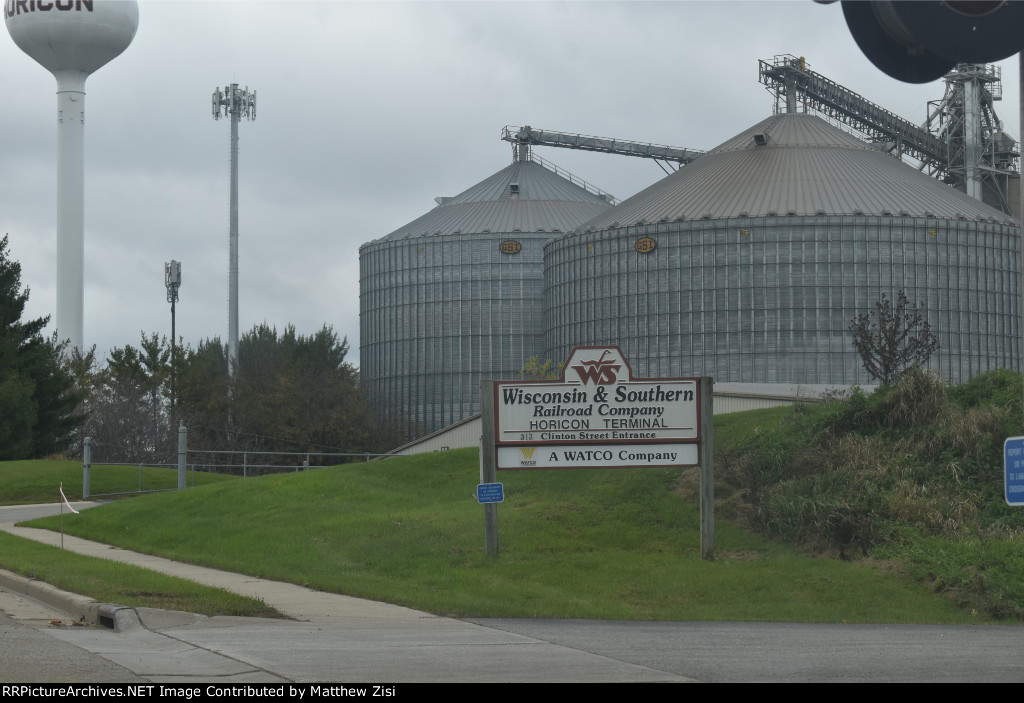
left=477, top=483, right=504, bottom=504
left=1003, top=437, right=1024, bottom=506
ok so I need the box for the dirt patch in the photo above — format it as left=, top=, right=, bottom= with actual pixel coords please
left=673, top=469, right=758, bottom=530
left=855, top=556, right=912, bottom=578
left=713, top=550, right=762, bottom=562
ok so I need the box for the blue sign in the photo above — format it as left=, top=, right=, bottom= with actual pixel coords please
left=477, top=483, right=504, bottom=504
left=1003, top=437, right=1024, bottom=506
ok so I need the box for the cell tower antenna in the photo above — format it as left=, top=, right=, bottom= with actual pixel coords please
left=165, top=260, right=181, bottom=412
left=211, top=83, right=256, bottom=376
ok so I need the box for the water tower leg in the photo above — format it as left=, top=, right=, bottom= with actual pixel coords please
left=55, top=85, right=86, bottom=351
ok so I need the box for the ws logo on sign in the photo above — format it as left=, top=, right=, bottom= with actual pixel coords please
left=571, top=349, right=620, bottom=385
left=519, top=447, right=537, bottom=466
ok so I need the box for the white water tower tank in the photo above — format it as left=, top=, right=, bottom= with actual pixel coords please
left=5, top=0, right=139, bottom=351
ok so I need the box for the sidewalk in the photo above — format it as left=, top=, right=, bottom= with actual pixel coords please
left=0, top=503, right=690, bottom=683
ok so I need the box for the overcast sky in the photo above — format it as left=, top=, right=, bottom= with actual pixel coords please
left=2, top=0, right=1020, bottom=369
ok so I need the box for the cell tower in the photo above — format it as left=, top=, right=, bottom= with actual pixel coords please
left=165, top=259, right=180, bottom=410
left=211, top=84, right=256, bottom=376
left=5, top=1, right=139, bottom=351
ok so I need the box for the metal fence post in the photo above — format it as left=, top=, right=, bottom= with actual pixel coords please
left=243, top=452, right=248, bottom=478
left=82, top=437, right=91, bottom=499
left=177, top=423, right=187, bottom=490
left=700, top=376, right=715, bottom=561
left=481, top=381, right=498, bottom=557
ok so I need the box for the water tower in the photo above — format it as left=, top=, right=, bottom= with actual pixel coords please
left=5, top=0, right=139, bottom=351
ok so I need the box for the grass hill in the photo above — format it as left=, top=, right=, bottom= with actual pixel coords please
left=715, top=368, right=1024, bottom=619
left=3, top=368, right=1022, bottom=623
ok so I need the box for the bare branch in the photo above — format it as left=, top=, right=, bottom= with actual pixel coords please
left=849, top=290, right=939, bottom=385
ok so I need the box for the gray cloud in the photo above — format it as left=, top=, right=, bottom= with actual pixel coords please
left=2, top=0, right=1018, bottom=365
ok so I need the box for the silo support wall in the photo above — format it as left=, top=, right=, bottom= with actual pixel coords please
left=543, top=216, right=1021, bottom=385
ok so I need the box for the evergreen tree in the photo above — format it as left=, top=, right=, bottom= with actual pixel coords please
left=176, top=323, right=407, bottom=458
left=0, top=234, right=84, bottom=459
left=76, top=321, right=409, bottom=465
left=175, top=336, right=233, bottom=450
left=83, top=333, right=174, bottom=462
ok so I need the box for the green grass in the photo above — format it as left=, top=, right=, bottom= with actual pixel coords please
left=0, top=459, right=237, bottom=505
left=712, top=405, right=790, bottom=447
left=14, top=447, right=994, bottom=624
left=0, top=531, right=282, bottom=618
left=716, top=370, right=1024, bottom=620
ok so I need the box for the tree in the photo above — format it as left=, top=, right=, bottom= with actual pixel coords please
left=231, top=323, right=382, bottom=454
left=72, top=321, right=409, bottom=464
left=81, top=333, right=175, bottom=462
left=64, top=344, right=100, bottom=453
left=849, top=290, right=940, bottom=386
left=0, top=234, right=84, bottom=459
left=519, top=356, right=563, bottom=380
left=175, top=336, right=232, bottom=450
left=176, top=323, right=406, bottom=458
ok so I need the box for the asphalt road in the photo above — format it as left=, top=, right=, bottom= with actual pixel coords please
left=0, top=607, right=146, bottom=683
left=467, top=618, right=1024, bottom=683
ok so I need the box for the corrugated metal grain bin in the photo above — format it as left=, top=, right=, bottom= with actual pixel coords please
left=360, top=154, right=612, bottom=435
left=543, top=114, right=1021, bottom=384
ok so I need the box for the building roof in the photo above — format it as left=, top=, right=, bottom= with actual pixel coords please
left=573, top=113, right=1018, bottom=232
left=370, top=159, right=613, bottom=243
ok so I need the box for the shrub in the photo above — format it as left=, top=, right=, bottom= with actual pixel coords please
left=948, top=368, right=1022, bottom=413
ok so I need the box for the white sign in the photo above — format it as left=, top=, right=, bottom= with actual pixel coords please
left=492, top=346, right=701, bottom=471
left=495, top=347, right=698, bottom=446
left=498, top=443, right=698, bottom=470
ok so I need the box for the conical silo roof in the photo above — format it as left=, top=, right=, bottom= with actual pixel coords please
left=376, top=158, right=613, bottom=242
left=574, top=113, right=1017, bottom=232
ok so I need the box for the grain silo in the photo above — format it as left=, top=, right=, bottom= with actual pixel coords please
left=360, top=147, right=614, bottom=435
left=543, top=112, right=1021, bottom=385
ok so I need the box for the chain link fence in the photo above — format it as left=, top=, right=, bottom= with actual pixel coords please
left=82, top=426, right=391, bottom=497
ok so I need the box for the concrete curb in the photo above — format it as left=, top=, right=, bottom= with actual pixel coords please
left=0, top=566, right=130, bottom=630
left=106, top=605, right=144, bottom=632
